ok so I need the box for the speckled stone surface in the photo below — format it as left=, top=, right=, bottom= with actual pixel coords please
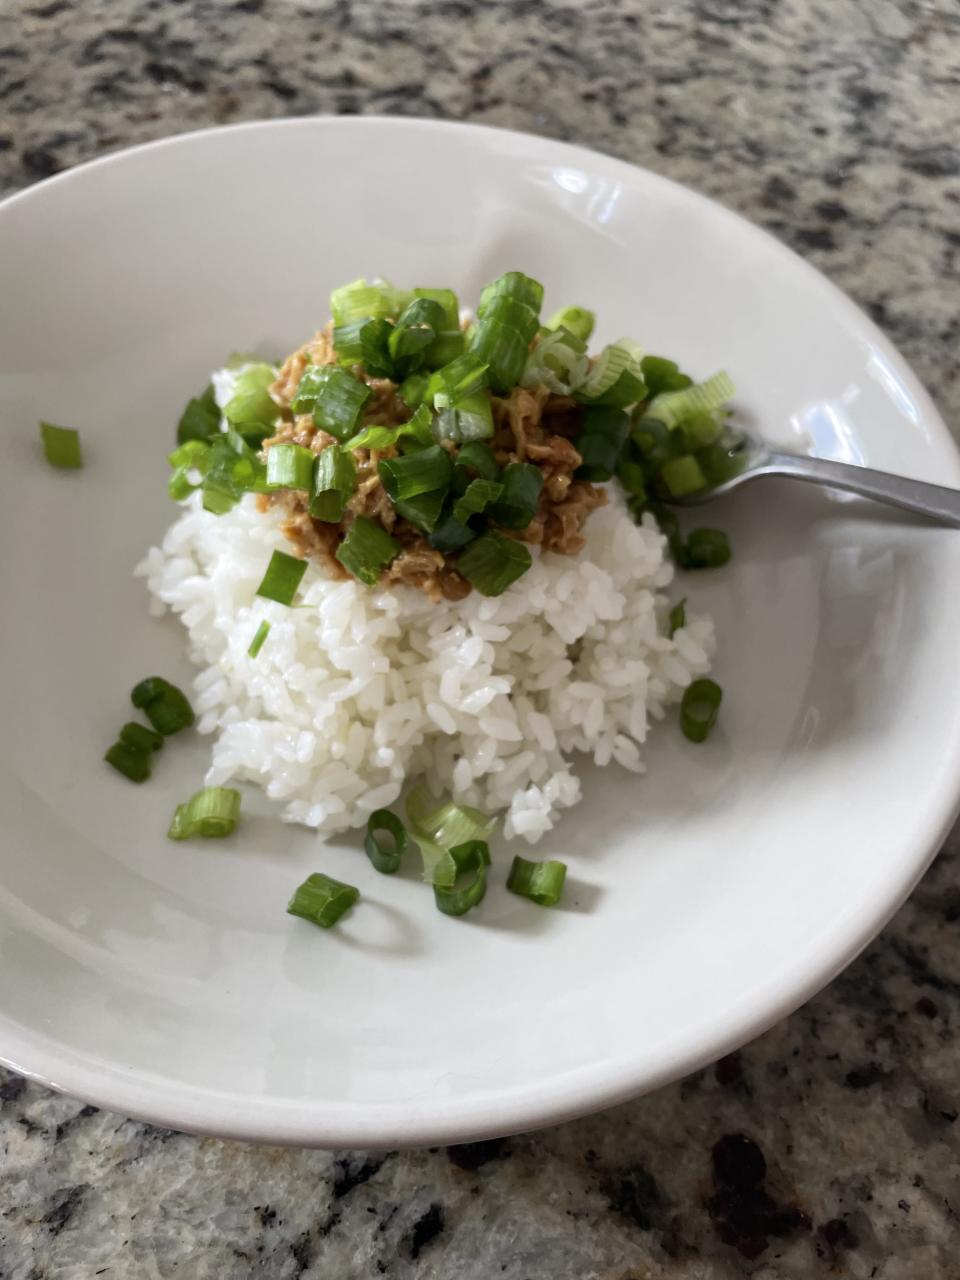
left=2, top=1, right=960, bottom=1276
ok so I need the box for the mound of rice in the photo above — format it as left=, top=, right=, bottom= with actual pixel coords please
left=136, top=484, right=713, bottom=843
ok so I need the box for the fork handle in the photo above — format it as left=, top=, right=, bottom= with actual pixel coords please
left=764, top=451, right=960, bottom=529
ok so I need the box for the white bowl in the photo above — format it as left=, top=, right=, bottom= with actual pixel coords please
left=2, top=117, right=959, bottom=1148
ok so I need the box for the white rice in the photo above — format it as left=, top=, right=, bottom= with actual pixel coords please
left=136, top=483, right=714, bottom=843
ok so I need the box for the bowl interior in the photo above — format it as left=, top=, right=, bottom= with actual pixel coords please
left=2, top=118, right=959, bottom=1146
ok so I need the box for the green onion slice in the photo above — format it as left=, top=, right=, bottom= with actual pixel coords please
left=291, top=366, right=373, bottom=439
left=248, top=619, right=271, bottom=658
left=406, top=785, right=495, bottom=888
left=453, top=477, right=504, bottom=524
left=39, top=422, right=83, bottom=469
left=506, top=855, right=567, bottom=906
left=223, top=363, right=278, bottom=431
left=364, top=809, right=409, bottom=875
left=477, top=271, right=544, bottom=318
left=641, top=356, right=693, bottom=398
left=680, top=678, right=723, bottom=743
left=434, top=840, right=490, bottom=917
left=521, top=326, right=590, bottom=395
left=131, top=676, right=195, bottom=735
left=266, top=443, right=315, bottom=492
left=469, top=316, right=530, bottom=394
left=310, top=445, right=357, bottom=522
left=412, top=287, right=459, bottom=329
left=577, top=339, right=647, bottom=408
left=345, top=403, right=434, bottom=453
left=388, top=297, right=446, bottom=376
left=104, top=742, right=152, bottom=783
left=335, top=516, right=401, bottom=586
left=646, top=370, right=736, bottom=430
left=168, top=786, right=242, bottom=840
left=545, top=306, right=595, bottom=344
left=287, top=872, right=359, bottom=928
left=333, top=317, right=395, bottom=378
left=393, top=489, right=447, bottom=534
left=176, top=383, right=221, bottom=445
left=668, top=598, right=686, bottom=637
left=330, top=277, right=404, bottom=326
left=119, top=722, right=164, bottom=753
left=428, top=505, right=480, bottom=553
left=660, top=454, right=708, bottom=498
left=488, top=462, right=543, bottom=529
left=679, top=528, right=731, bottom=569
left=452, top=441, right=498, bottom=491
left=574, top=406, right=631, bottom=482
left=255, top=550, right=308, bottom=605
left=432, top=392, right=494, bottom=445
left=427, top=353, right=489, bottom=410
left=379, top=445, right=452, bottom=503
left=457, top=530, right=532, bottom=596
left=399, top=371, right=429, bottom=409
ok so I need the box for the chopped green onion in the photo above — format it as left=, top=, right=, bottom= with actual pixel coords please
left=423, top=329, right=465, bottom=369
left=480, top=295, right=539, bottom=341
left=379, top=445, right=452, bottom=503
left=223, top=364, right=278, bottom=430
left=521, top=326, right=590, bottom=394
left=660, top=454, right=707, bottom=498
left=432, top=391, right=495, bottom=444
left=104, top=741, right=152, bottom=783
left=168, top=786, right=242, bottom=840
left=406, top=785, right=495, bottom=887
left=287, top=872, right=359, bottom=928
left=330, top=277, right=403, bottom=326
left=668, top=598, right=686, bottom=637
left=39, top=422, right=82, bottom=469
left=469, top=314, right=531, bottom=394
left=364, top=809, right=408, bottom=875
left=197, top=434, right=268, bottom=515
left=335, top=516, right=400, bottom=586
left=457, top=530, right=532, bottom=596
left=310, top=445, right=357, bottom=522
left=680, top=678, right=723, bottom=743
left=577, top=339, right=646, bottom=407
left=434, top=840, right=490, bottom=917
left=631, top=417, right=670, bottom=456
left=333, top=317, right=395, bottom=377
left=453, top=478, right=504, bottom=523
left=545, top=306, right=595, bottom=344
left=698, top=430, right=751, bottom=486
left=574, top=406, right=631, bottom=482
left=345, top=404, right=434, bottom=453
left=678, top=528, right=731, bottom=570
left=266, top=443, right=315, bottom=492
left=131, top=676, right=195, bottom=736
left=399, top=371, right=429, bottom=409
left=488, top=462, right=544, bottom=529
left=412, top=287, right=459, bottom=329
left=255, top=550, right=308, bottom=605
left=477, top=271, right=544, bottom=319
left=119, top=722, right=164, bottom=753
left=428, top=505, right=480, bottom=553
left=647, top=371, right=735, bottom=430
left=615, top=455, right=647, bottom=499
left=452, top=441, right=499, bottom=492
left=291, top=366, right=372, bottom=439
left=176, top=383, right=221, bottom=445
left=427, top=353, right=489, bottom=409
left=640, top=355, right=693, bottom=398
left=393, top=489, right=447, bottom=534
left=388, top=297, right=446, bottom=376
left=506, top=855, right=567, bottom=906
left=248, top=619, right=271, bottom=658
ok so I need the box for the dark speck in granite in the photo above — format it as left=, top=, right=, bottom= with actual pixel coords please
left=2, top=0, right=960, bottom=1276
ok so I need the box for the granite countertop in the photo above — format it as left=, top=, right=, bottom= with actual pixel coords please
left=2, top=1, right=960, bottom=1275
